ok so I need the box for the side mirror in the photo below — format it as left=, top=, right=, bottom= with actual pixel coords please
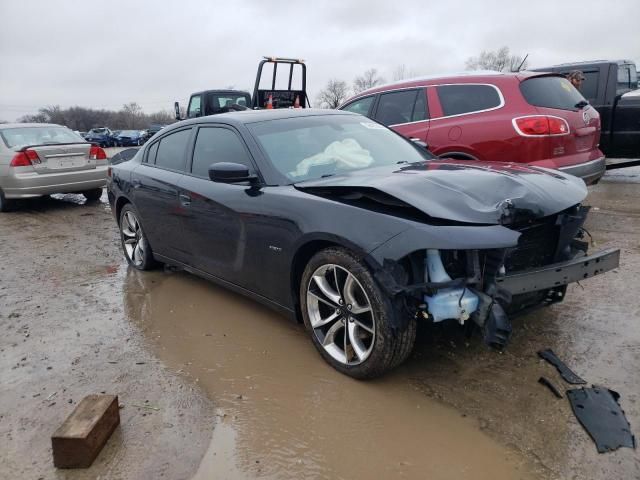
left=174, top=101, right=181, bottom=121
left=209, top=162, right=257, bottom=184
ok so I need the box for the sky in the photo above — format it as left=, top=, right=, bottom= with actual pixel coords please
left=1, top=0, right=638, bottom=122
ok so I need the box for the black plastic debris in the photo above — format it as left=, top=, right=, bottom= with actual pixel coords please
left=567, top=387, right=636, bottom=453
left=537, top=349, right=586, bottom=384
left=538, top=376, right=563, bottom=399
left=483, top=303, right=512, bottom=350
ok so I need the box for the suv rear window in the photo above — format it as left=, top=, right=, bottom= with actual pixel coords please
left=520, top=76, right=586, bottom=111
left=436, top=84, right=501, bottom=116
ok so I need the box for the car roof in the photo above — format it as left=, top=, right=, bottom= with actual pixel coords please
left=0, top=123, right=65, bottom=129
left=172, top=108, right=354, bottom=129
left=341, top=70, right=552, bottom=104
left=350, top=70, right=503, bottom=96
left=192, top=89, right=251, bottom=96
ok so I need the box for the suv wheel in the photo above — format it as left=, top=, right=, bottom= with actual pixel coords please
left=300, top=247, right=416, bottom=379
left=119, top=205, right=157, bottom=270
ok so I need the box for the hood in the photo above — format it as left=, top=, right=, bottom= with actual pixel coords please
left=295, top=160, right=588, bottom=225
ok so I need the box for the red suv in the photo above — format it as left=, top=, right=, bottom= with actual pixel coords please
left=339, top=72, right=605, bottom=184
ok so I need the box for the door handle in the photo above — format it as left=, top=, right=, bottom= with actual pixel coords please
left=179, top=193, right=192, bottom=206
left=132, top=179, right=141, bottom=188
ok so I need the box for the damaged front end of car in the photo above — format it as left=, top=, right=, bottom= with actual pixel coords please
left=369, top=203, right=620, bottom=349
left=297, top=161, right=620, bottom=349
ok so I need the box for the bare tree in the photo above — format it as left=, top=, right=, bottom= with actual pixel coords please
left=41, top=105, right=66, bottom=125
left=18, top=113, right=48, bottom=123
left=392, top=64, right=418, bottom=81
left=147, top=110, right=175, bottom=125
left=465, top=46, right=528, bottom=72
left=121, top=102, right=144, bottom=129
left=316, top=79, right=350, bottom=109
left=353, top=68, right=385, bottom=94
left=18, top=104, right=177, bottom=129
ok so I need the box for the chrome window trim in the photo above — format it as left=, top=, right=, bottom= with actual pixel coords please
left=388, top=119, right=430, bottom=128
left=344, top=83, right=506, bottom=127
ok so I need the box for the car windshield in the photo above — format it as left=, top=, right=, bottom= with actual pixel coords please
left=89, top=128, right=107, bottom=134
left=0, top=126, right=85, bottom=149
left=119, top=130, right=137, bottom=136
left=248, top=115, right=433, bottom=182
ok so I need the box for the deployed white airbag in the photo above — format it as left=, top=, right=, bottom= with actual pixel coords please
left=291, top=138, right=373, bottom=177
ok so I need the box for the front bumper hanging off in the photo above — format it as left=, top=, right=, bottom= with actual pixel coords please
left=496, top=248, right=620, bottom=295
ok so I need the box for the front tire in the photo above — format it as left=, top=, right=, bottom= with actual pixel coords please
left=300, top=247, right=416, bottom=379
left=119, top=204, right=157, bottom=270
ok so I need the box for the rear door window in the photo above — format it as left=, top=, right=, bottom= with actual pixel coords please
left=412, top=90, right=428, bottom=121
left=155, top=129, right=191, bottom=171
left=436, top=84, right=502, bottom=116
left=146, top=141, right=159, bottom=164
left=520, top=76, right=586, bottom=111
left=341, top=96, right=376, bottom=116
left=191, top=127, right=253, bottom=178
left=375, top=90, right=421, bottom=126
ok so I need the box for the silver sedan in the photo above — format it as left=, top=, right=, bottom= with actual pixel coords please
left=0, top=123, right=108, bottom=211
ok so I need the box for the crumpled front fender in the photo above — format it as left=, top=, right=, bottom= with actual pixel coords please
left=368, top=223, right=520, bottom=265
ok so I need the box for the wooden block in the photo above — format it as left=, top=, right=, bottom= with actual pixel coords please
left=51, top=394, right=120, bottom=468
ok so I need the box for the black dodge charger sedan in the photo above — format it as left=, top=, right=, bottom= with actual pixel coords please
left=107, top=109, right=619, bottom=378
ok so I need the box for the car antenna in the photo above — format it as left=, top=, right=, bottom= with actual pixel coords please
left=516, top=54, right=529, bottom=72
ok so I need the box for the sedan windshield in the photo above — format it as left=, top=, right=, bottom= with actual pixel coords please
left=0, top=126, right=85, bottom=149
left=248, top=115, right=433, bottom=182
left=119, top=130, right=138, bottom=136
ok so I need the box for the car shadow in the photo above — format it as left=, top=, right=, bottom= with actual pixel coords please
left=13, top=191, right=105, bottom=213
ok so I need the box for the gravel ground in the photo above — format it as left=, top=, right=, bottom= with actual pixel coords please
left=0, top=160, right=638, bottom=479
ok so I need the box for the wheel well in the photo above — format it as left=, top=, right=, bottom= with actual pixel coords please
left=114, top=196, right=131, bottom=225
left=438, top=151, right=478, bottom=160
left=290, top=240, right=339, bottom=322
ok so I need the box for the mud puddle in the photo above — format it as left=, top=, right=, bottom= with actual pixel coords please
left=122, top=268, right=535, bottom=480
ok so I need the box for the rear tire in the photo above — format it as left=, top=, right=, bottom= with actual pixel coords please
left=119, top=204, right=157, bottom=270
left=300, top=247, right=416, bottom=379
left=0, top=189, right=16, bottom=212
left=82, top=188, right=103, bottom=202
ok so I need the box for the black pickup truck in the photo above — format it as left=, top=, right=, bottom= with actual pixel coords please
left=533, top=60, right=639, bottom=158
left=174, top=57, right=309, bottom=120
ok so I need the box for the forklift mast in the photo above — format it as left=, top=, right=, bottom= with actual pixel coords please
left=252, top=56, right=309, bottom=109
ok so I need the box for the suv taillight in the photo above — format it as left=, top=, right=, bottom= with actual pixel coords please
left=90, top=145, right=107, bottom=160
left=513, top=116, right=570, bottom=136
left=10, top=149, right=40, bottom=167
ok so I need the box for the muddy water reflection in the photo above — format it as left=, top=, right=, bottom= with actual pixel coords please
left=123, top=268, right=534, bottom=480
